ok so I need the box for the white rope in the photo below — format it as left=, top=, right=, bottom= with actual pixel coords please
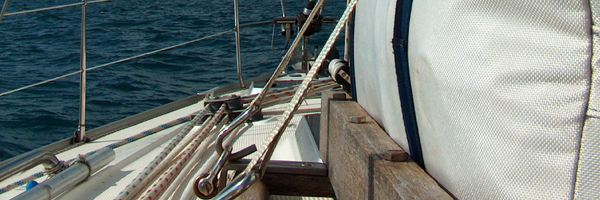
left=160, top=132, right=218, bottom=199
left=164, top=123, right=251, bottom=200
left=0, top=114, right=194, bottom=195
left=247, top=0, right=330, bottom=108
left=114, top=105, right=215, bottom=200
left=244, top=0, right=359, bottom=174
left=137, top=104, right=227, bottom=200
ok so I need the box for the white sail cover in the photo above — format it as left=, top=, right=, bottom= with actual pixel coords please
left=407, top=0, right=599, bottom=199
left=353, top=0, right=600, bottom=199
left=353, top=0, right=410, bottom=152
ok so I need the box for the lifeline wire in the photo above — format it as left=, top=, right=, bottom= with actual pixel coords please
left=244, top=0, right=359, bottom=174
left=0, top=79, right=329, bottom=194
left=1, top=0, right=110, bottom=17
left=0, top=30, right=232, bottom=97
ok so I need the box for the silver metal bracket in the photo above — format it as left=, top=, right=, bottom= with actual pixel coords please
left=193, top=144, right=257, bottom=199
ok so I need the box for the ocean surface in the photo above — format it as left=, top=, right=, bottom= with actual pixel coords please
left=0, top=0, right=346, bottom=162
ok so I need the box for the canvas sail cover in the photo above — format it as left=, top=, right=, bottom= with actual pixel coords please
left=352, top=0, right=412, bottom=153
left=353, top=0, right=600, bottom=199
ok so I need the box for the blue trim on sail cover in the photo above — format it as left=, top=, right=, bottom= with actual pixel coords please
left=392, top=0, right=424, bottom=169
left=348, top=11, right=357, bottom=101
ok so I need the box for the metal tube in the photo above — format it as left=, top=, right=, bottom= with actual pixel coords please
left=12, top=148, right=116, bottom=200
left=0, top=150, right=60, bottom=182
left=213, top=0, right=329, bottom=163
left=249, top=0, right=328, bottom=107
left=216, top=105, right=255, bottom=155
left=77, top=0, right=87, bottom=142
left=195, top=145, right=233, bottom=198
left=0, top=0, right=9, bottom=25
left=344, top=0, right=350, bottom=60
left=280, top=0, right=286, bottom=17
left=257, top=0, right=358, bottom=178
left=234, top=0, right=245, bottom=88
left=212, top=171, right=259, bottom=200
left=302, top=36, right=310, bottom=71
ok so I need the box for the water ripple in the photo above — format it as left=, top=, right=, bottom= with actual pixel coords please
left=0, top=0, right=346, bottom=161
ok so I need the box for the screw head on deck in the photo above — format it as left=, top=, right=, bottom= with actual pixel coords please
left=384, top=149, right=408, bottom=162
left=301, top=162, right=313, bottom=167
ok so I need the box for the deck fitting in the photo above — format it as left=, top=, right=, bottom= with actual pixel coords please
left=349, top=116, right=366, bottom=123
left=384, top=149, right=408, bottom=162
left=332, top=93, right=347, bottom=100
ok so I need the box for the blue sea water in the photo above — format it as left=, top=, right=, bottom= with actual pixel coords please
left=0, top=0, right=346, bottom=161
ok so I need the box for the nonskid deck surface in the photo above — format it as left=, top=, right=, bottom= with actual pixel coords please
left=0, top=94, right=324, bottom=199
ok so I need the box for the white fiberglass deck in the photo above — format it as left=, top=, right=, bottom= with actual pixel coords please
left=0, top=96, right=323, bottom=200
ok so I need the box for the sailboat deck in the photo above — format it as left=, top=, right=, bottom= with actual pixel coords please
left=0, top=94, right=324, bottom=199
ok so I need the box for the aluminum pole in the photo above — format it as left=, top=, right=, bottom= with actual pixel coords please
left=77, top=0, right=87, bottom=142
left=12, top=148, right=115, bottom=200
left=0, top=150, right=61, bottom=182
left=344, top=0, right=350, bottom=60
left=279, top=0, right=286, bottom=17
left=234, top=0, right=245, bottom=88
left=0, top=0, right=9, bottom=25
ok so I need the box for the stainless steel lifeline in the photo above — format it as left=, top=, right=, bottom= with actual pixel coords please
left=214, top=0, right=358, bottom=198
left=0, top=0, right=280, bottom=141
left=193, top=0, right=334, bottom=195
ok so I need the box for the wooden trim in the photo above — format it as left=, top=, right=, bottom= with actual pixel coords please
left=320, top=90, right=451, bottom=199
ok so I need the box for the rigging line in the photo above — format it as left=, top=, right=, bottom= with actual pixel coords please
left=210, top=0, right=330, bottom=163
left=0, top=29, right=233, bottom=98
left=86, top=29, right=233, bottom=71
left=248, top=0, right=327, bottom=108
left=116, top=106, right=220, bottom=200
left=270, top=24, right=290, bottom=57
left=2, top=0, right=111, bottom=17
left=138, top=104, right=227, bottom=200
left=239, top=20, right=272, bottom=29
left=245, top=0, right=358, bottom=175
left=0, top=0, right=9, bottom=25
left=211, top=0, right=329, bottom=155
left=0, top=70, right=81, bottom=97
